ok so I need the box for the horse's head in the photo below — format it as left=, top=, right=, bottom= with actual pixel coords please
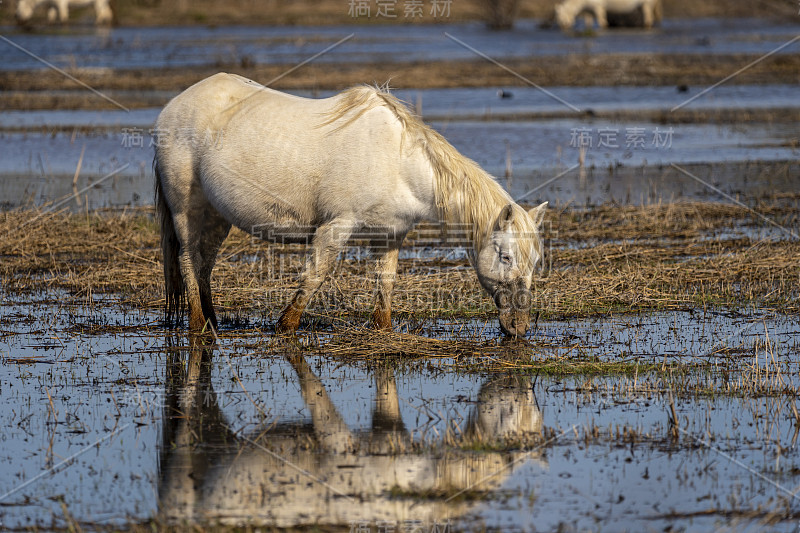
left=15, top=0, right=35, bottom=24
left=474, top=202, right=547, bottom=337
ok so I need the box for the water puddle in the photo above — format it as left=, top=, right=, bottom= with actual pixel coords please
left=1, top=296, right=799, bottom=530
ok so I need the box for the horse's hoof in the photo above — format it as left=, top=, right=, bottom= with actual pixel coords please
left=189, top=315, right=210, bottom=333
left=371, top=320, right=393, bottom=332
left=277, top=305, right=303, bottom=335
left=371, top=308, right=392, bottom=331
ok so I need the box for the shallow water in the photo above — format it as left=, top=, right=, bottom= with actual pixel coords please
left=6, top=116, right=796, bottom=177
left=3, top=84, right=798, bottom=128
left=1, top=18, right=798, bottom=71
left=0, top=90, right=797, bottom=209
left=1, top=297, right=799, bottom=531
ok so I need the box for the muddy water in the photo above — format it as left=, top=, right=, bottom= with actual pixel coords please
left=0, top=297, right=798, bottom=531
left=2, top=18, right=798, bottom=71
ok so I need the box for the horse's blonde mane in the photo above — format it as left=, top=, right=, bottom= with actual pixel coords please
left=322, top=85, right=540, bottom=272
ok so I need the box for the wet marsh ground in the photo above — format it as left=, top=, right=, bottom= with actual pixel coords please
left=2, top=197, right=800, bottom=531
left=2, top=4, right=800, bottom=531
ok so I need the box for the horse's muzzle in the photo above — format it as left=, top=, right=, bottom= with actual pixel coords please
left=498, top=310, right=530, bottom=337
left=495, top=283, right=532, bottom=337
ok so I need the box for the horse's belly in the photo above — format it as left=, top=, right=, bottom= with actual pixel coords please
left=200, top=163, right=315, bottom=239
left=604, top=0, right=645, bottom=12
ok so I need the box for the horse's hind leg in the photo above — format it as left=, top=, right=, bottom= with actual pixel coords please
left=172, top=215, right=207, bottom=331
left=55, top=0, right=68, bottom=22
left=157, top=149, right=230, bottom=332
left=171, top=195, right=229, bottom=332
left=196, top=211, right=231, bottom=330
left=593, top=6, right=607, bottom=28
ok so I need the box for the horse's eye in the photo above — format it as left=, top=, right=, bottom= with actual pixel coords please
left=499, top=252, right=512, bottom=265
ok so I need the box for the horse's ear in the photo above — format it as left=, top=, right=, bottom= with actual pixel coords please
left=528, top=202, right=548, bottom=229
left=495, top=203, right=515, bottom=232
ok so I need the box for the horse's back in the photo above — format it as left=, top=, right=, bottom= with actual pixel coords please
left=157, top=73, right=273, bottom=130
left=155, top=74, right=432, bottom=236
left=604, top=0, right=655, bottom=12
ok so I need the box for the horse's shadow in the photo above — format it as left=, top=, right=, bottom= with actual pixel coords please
left=157, top=335, right=546, bottom=528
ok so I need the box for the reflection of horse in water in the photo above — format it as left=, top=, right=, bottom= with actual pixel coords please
left=158, top=339, right=545, bottom=527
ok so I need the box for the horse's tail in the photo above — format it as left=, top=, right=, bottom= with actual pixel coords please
left=154, top=157, right=184, bottom=323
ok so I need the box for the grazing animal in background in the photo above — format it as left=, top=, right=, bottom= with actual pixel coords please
left=15, top=0, right=112, bottom=25
left=154, top=73, right=548, bottom=337
left=554, top=0, right=661, bottom=31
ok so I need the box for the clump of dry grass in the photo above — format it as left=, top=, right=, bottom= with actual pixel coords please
left=1, top=201, right=798, bottom=325
left=297, top=326, right=671, bottom=377
left=304, top=326, right=512, bottom=359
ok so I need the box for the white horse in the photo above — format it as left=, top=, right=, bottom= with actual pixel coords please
left=554, top=0, right=661, bottom=30
left=154, top=73, right=547, bottom=336
left=15, top=0, right=112, bottom=25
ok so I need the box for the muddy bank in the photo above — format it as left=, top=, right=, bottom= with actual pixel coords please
left=2, top=52, right=799, bottom=111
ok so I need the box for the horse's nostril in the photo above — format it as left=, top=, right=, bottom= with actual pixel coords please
left=513, top=290, right=532, bottom=311
left=495, top=289, right=511, bottom=309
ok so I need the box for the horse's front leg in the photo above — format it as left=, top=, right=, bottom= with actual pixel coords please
left=55, top=0, right=69, bottom=22
left=593, top=5, right=608, bottom=27
left=277, top=218, right=354, bottom=334
left=371, top=246, right=399, bottom=331
left=642, top=2, right=655, bottom=28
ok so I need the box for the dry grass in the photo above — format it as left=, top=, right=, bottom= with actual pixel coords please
left=287, top=326, right=674, bottom=379
left=1, top=201, right=798, bottom=327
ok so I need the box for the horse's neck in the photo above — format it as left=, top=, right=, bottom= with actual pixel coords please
left=436, top=164, right=509, bottom=250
